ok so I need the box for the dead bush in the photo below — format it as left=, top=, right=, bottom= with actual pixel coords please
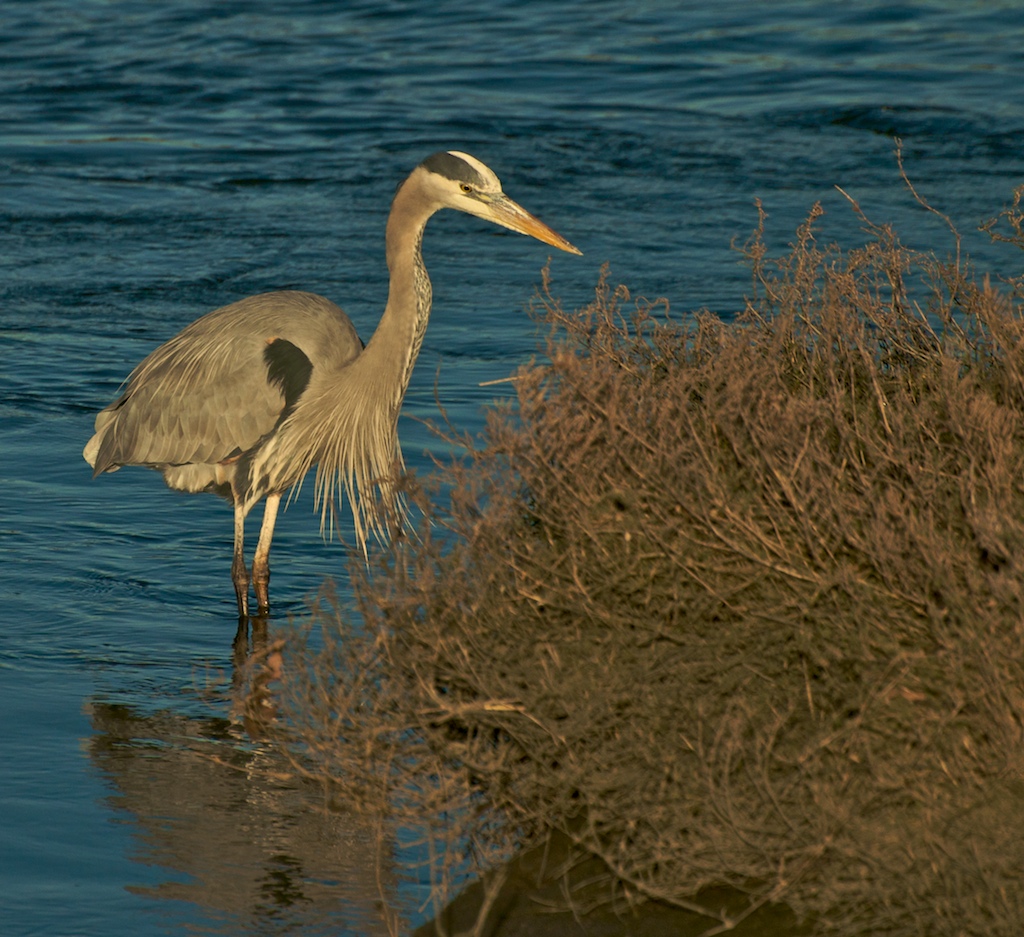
left=276, top=194, right=1024, bottom=937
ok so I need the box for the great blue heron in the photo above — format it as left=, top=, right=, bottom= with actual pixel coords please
left=84, top=151, right=581, bottom=618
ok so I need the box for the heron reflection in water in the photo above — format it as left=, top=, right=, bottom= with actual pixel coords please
left=85, top=151, right=581, bottom=619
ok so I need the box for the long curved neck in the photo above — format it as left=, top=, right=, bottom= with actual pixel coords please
left=361, top=175, right=439, bottom=417
left=264, top=172, right=443, bottom=553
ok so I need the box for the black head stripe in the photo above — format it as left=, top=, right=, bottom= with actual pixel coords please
left=420, top=151, right=484, bottom=186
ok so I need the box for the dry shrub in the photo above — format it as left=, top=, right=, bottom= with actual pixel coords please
left=278, top=193, right=1024, bottom=936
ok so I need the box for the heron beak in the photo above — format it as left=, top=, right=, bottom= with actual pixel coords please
left=480, top=193, right=583, bottom=255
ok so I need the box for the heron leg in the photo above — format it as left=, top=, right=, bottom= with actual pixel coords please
left=252, top=492, right=281, bottom=615
left=232, top=501, right=250, bottom=619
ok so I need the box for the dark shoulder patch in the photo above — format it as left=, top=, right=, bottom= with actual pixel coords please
left=263, top=338, right=313, bottom=412
left=420, top=151, right=483, bottom=186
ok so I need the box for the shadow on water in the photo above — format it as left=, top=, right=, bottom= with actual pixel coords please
left=88, top=621, right=810, bottom=937
left=85, top=675, right=401, bottom=936
left=415, top=829, right=808, bottom=937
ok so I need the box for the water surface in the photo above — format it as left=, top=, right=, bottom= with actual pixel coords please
left=2, top=2, right=1023, bottom=933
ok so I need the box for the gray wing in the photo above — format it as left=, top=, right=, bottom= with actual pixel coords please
left=85, top=291, right=362, bottom=476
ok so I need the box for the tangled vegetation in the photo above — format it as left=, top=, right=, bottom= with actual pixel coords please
left=272, top=183, right=1024, bottom=936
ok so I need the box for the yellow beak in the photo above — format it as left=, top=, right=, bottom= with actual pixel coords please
left=478, top=193, right=583, bottom=255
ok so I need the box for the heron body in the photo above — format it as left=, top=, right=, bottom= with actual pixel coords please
left=84, top=151, right=581, bottom=618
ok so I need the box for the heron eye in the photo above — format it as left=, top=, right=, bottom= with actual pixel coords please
left=460, top=183, right=473, bottom=194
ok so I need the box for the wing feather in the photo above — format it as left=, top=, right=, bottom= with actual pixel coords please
left=85, top=291, right=362, bottom=479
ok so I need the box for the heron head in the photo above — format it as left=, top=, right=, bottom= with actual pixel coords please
left=416, top=150, right=582, bottom=255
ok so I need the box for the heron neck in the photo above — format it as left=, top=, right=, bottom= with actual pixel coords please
left=362, top=179, right=438, bottom=412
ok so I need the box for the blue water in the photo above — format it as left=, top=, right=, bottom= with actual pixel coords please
left=2, top=2, right=1023, bottom=934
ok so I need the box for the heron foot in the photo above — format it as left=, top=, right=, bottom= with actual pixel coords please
left=232, top=558, right=251, bottom=619
left=253, top=563, right=270, bottom=616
